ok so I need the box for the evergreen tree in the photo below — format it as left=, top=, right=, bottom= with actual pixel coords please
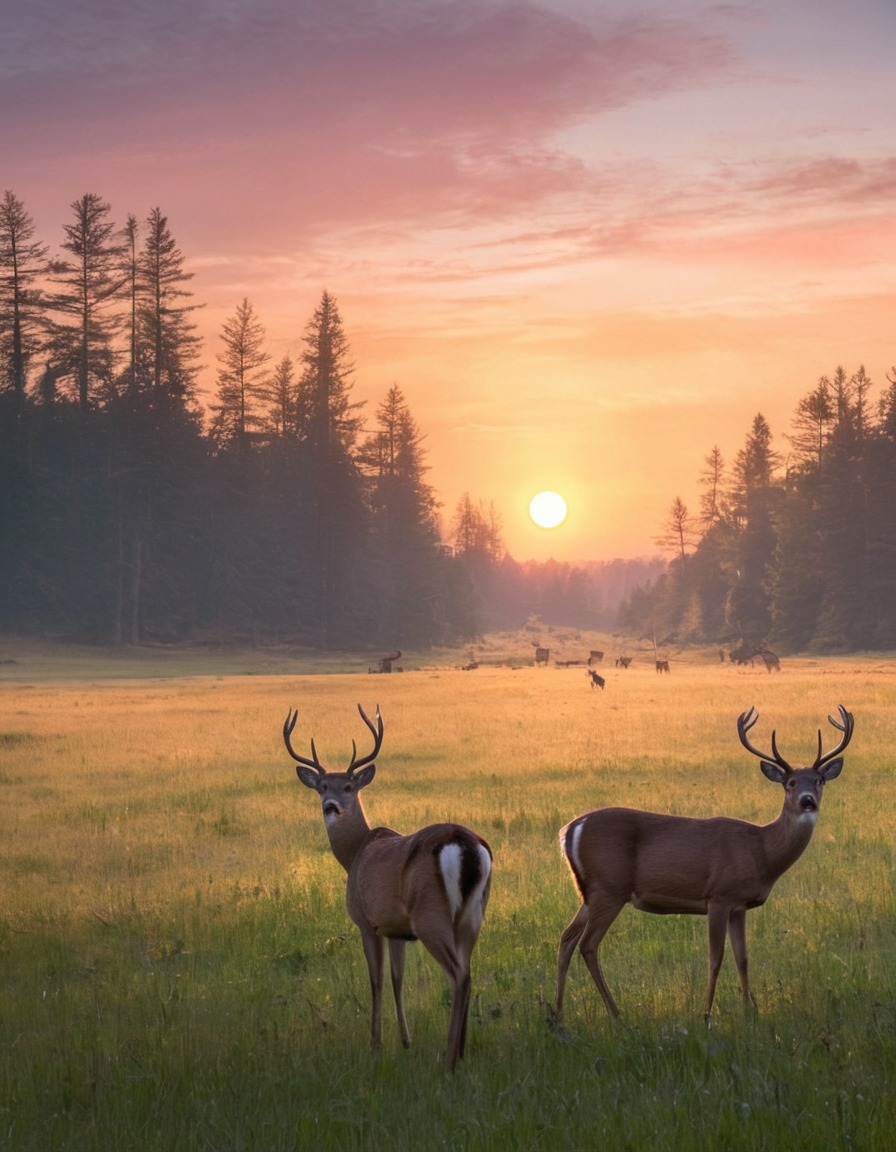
left=210, top=297, right=271, bottom=444
left=362, top=384, right=444, bottom=643
left=268, top=354, right=297, bottom=435
left=725, top=415, right=781, bottom=645
left=137, top=207, right=202, bottom=403
left=122, top=214, right=140, bottom=396
left=49, top=193, right=126, bottom=409
left=810, top=367, right=872, bottom=648
left=698, top=445, right=726, bottom=527
left=451, top=493, right=505, bottom=560
left=865, top=374, right=896, bottom=645
left=788, top=376, right=834, bottom=472
left=296, top=290, right=368, bottom=644
left=654, top=496, right=698, bottom=559
left=297, top=290, right=362, bottom=455
left=0, top=190, right=49, bottom=408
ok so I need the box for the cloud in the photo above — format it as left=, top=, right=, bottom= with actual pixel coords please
left=4, top=2, right=735, bottom=232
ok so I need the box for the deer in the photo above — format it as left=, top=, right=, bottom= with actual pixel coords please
left=283, top=703, right=492, bottom=1072
left=553, top=704, right=853, bottom=1026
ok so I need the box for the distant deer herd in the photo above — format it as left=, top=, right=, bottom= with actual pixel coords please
left=281, top=676, right=853, bottom=1071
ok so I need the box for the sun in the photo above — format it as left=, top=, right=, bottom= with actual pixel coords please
left=529, top=490, right=568, bottom=529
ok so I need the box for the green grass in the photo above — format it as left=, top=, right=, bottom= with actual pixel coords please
left=0, top=638, right=894, bottom=1149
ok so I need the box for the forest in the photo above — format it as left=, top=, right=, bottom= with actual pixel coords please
left=0, top=191, right=654, bottom=648
left=622, top=365, right=896, bottom=653
left=1, top=190, right=894, bottom=653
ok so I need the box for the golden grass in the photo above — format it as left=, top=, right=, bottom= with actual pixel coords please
left=1, top=637, right=894, bottom=1151
left=1, top=639, right=892, bottom=929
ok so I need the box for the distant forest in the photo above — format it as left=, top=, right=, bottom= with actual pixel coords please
left=622, top=365, right=896, bottom=654
left=0, top=190, right=659, bottom=649
left=2, top=191, right=894, bottom=653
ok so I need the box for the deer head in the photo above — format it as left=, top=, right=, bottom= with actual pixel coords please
left=283, top=703, right=384, bottom=824
left=736, top=704, right=853, bottom=820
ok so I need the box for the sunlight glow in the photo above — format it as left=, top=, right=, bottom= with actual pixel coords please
left=529, top=490, right=568, bottom=529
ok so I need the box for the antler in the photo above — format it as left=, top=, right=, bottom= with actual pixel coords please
left=347, top=704, right=384, bottom=776
left=282, top=708, right=326, bottom=776
left=736, top=706, right=793, bottom=774
left=283, top=705, right=384, bottom=777
left=812, top=705, right=854, bottom=769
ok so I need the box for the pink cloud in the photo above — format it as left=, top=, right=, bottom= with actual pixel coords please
left=4, top=1, right=736, bottom=244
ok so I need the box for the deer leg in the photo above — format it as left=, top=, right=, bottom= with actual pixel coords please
left=576, top=898, right=624, bottom=1019
left=554, top=903, right=589, bottom=1023
left=704, top=902, right=730, bottom=1022
left=417, top=930, right=470, bottom=1072
left=453, top=918, right=484, bottom=1062
left=450, top=968, right=473, bottom=1069
left=726, top=908, right=757, bottom=1013
left=388, top=937, right=412, bottom=1048
left=359, top=927, right=385, bottom=1050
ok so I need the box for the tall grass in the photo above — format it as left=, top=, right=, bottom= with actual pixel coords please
left=1, top=644, right=894, bottom=1150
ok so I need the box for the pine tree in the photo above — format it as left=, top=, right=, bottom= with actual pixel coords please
left=361, top=384, right=444, bottom=642
left=0, top=190, right=50, bottom=409
left=698, top=445, right=726, bottom=527
left=296, top=290, right=368, bottom=644
left=137, top=207, right=202, bottom=403
left=49, top=193, right=126, bottom=409
left=788, top=377, right=834, bottom=473
left=122, top=214, right=140, bottom=396
left=267, top=354, right=297, bottom=435
left=210, top=297, right=271, bottom=444
left=810, top=367, right=873, bottom=648
left=725, top=414, right=781, bottom=645
left=654, top=496, right=698, bottom=560
left=297, top=289, right=362, bottom=459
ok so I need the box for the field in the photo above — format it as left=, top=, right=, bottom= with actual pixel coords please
left=1, top=634, right=894, bottom=1150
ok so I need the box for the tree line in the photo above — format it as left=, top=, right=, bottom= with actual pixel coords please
left=1, top=190, right=642, bottom=648
left=622, top=365, right=896, bottom=653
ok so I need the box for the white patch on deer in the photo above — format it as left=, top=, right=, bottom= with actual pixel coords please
left=440, top=841, right=491, bottom=928
left=562, top=819, right=584, bottom=877
left=439, top=843, right=464, bottom=919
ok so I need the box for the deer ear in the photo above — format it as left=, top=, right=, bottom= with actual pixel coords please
left=353, top=764, right=376, bottom=789
left=760, top=760, right=787, bottom=785
left=820, top=756, right=844, bottom=782
left=296, top=765, right=323, bottom=790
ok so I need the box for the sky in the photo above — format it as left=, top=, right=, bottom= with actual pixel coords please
left=3, top=0, right=895, bottom=562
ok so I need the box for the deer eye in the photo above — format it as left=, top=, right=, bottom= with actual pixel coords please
left=787, top=779, right=796, bottom=789
left=343, top=784, right=354, bottom=794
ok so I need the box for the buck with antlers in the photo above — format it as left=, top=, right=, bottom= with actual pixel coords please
left=283, top=704, right=492, bottom=1071
left=553, top=705, right=853, bottom=1025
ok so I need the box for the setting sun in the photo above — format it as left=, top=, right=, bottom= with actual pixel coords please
left=529, top=491, right=568, bottom=529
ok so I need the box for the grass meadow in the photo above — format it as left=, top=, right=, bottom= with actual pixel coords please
left=1, top=635, right=894, bottom=1150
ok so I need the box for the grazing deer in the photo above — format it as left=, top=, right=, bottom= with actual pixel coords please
left=377, top=649, right=402, bottom=673
left=587, top=670, right=606, bottom=690
left=284, top=704, right=492, bottom=1071
left=758, top=649, right=780, bottom=673
left=553, top=705, right=853, bottom=1025
left=655, top=660, right=670, bottom=674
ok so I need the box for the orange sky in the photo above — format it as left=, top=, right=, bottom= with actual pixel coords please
left=4, top=0, right=895, bottom=561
